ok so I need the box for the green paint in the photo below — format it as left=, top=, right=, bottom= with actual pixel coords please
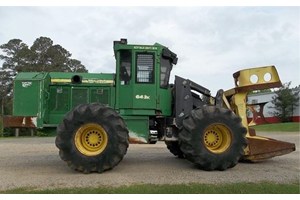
left=12, top=40, right=176, bottom=142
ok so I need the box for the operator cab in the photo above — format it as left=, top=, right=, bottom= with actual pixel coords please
left=113, top=38, right=177, bottom=116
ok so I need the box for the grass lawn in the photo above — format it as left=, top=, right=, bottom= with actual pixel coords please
left=2, top=182, right=299, bottom=194
left=252, top=122, right=299, bottom=132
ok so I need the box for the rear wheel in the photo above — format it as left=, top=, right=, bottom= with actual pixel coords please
left=55, top=103, right=129, bottom=173
left=74, top=123, right=108, bottom=156
left=179, top=106, right=247, bottom=170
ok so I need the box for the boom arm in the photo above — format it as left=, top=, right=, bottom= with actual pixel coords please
left=174, top=75, right=211, bottom=127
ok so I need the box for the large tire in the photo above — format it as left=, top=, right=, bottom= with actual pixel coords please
left=55, top=103, right=129, bottom=173
left=165, top=141, right=185, bottom=158
left=179, top=106, right=247, bottom=171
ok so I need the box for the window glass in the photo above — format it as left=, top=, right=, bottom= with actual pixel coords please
left=120, top=50, right=131, bottom=85
left=160, top=57, right=172, bottom=88
left=136, top=54, right=154, bottom=83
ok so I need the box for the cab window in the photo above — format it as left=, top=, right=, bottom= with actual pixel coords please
left=160, top=57, right=172, bottom=88
left=120, top=50, right=131, bottom=85
left=136, top=53, right=154, bottom=83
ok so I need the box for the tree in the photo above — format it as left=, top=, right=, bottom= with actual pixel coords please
left=0, top=69, right=14, bottom=114
left=0, top=39, right=29, bottom=116
left=29, top=36, right=54, bottom=71
left=68, top=59, right=87, bottom=72
left=1, top=36, right=88, bottom=73
left=270, top=82, right=300, bottom=122
left=0, top=36, right=88, bottom=115
left=0, top=39, right=32, bottom=70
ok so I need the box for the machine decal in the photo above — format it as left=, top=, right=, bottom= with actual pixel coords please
left=135, top=94, right=150, bottom=100
left=22, top=81, right=32, bottom=88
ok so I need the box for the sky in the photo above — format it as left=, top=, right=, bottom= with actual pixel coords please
left=0, top=5, right=299, bottom=94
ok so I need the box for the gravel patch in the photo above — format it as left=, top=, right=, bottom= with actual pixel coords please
left=0, top=132, right=299, bottom=191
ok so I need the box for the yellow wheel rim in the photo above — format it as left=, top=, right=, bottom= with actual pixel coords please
left=203, top=124, right=232, bottom=154
left=74, top=123, right=108, bottom=156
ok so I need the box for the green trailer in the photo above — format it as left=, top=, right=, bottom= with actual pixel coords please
left=12, top=39, right=295, bottom=173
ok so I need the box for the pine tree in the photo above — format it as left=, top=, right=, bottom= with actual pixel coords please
left=270, top=82, right=300, bottom=122
left=0, top=36, right=88, bottom=115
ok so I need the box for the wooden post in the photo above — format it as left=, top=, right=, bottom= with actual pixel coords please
left=30, top=129, right=34, bottom=136
left=15, top=128, right=19, bottom=137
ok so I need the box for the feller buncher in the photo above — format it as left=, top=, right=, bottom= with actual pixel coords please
left=13, top=39, right=295, bottom=173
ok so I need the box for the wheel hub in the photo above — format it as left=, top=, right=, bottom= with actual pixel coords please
left=85, top=131, right=102, bottom=147
left=203, top=124, right=232, bottom=154
left=75, top=123, right=108, bottom=156
left=204, top=130, right=221, bottom=148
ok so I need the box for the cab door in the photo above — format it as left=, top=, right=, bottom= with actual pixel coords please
left=116, top=49, right=157, bottom=112
left=132, top=51, right=157, bottom=110
left=117, top=49, right=134, bottom=109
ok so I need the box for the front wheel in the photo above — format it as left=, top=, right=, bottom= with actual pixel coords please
left=55, top=103, right=129, bottom=173
left=179, top=106, right=247, bottom=171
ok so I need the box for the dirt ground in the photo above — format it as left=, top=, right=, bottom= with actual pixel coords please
left=0, top=132, right=299, bottom=191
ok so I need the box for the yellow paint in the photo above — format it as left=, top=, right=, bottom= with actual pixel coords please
left=74, top=123, right=108, bottom=156
left=234, top=65, right=281, bottom=87
left=51, top=79, right=71, bottom=83
left=203, top=124, right=232, bottom=154
left=51, top=79, right=114, bottom=84
left=225, top=66, right=283, bottom=156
